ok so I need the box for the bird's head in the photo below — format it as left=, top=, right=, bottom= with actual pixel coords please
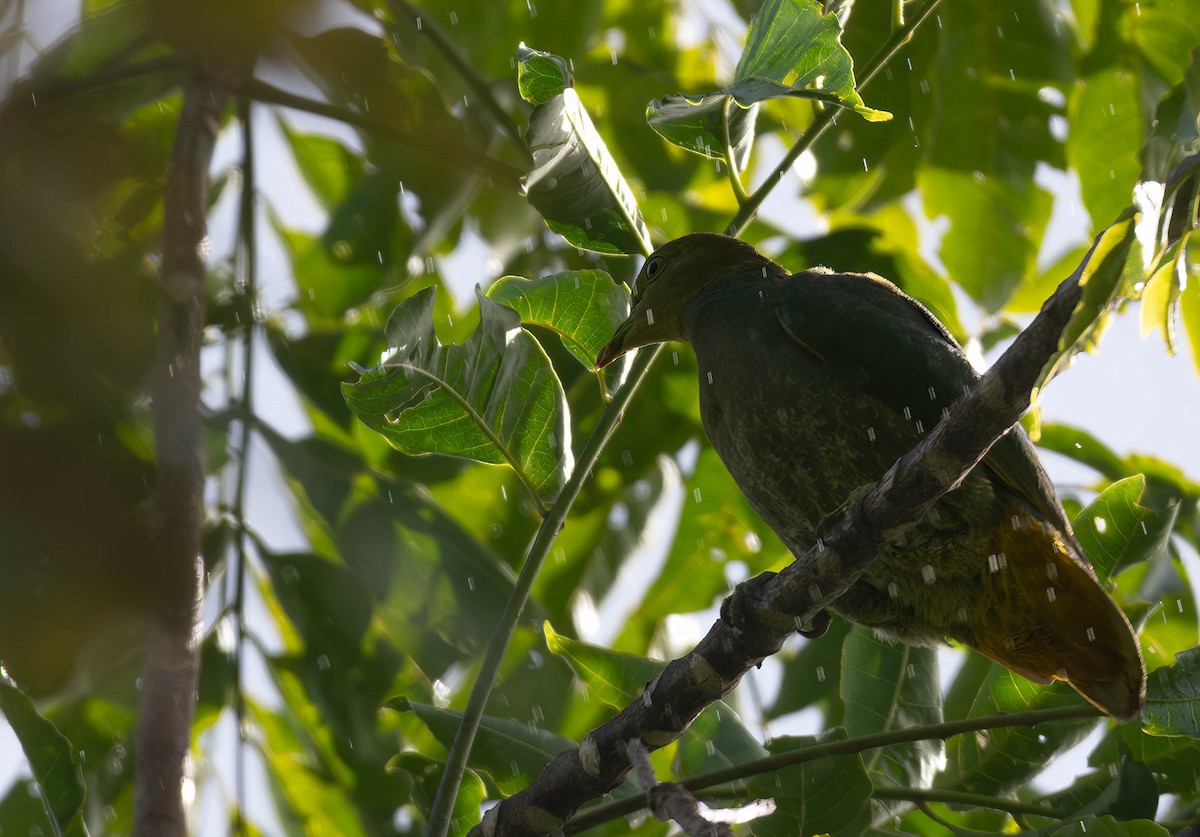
left=596, top=232, right=775, bottom=368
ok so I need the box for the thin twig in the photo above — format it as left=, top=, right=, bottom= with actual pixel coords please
left=425, top=345, right=661, bottom=837
left=562, top=704, right=1095, bottom=832
left=231, top=95, right=257, bottom=836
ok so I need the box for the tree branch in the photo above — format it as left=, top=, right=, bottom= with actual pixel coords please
left=471, top=229, right=1100, bottom=836
left=133, top=69, right=227, bottom=837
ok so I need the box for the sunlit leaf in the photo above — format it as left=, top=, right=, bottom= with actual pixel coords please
left=343, top=287, right=573, bottom=505
left=1033, top=218, right=1137, bottom=399
left=648, top=0, right=887, bottom=165
left=1139, top=235, right=1189, bottom=353
left=486, top=268, right=630, bottom=373
left=1074, top=476, right=1178, bottom=580
left=517, top=43, right=571, bottom=105
left=0, top=673, right=87, bottom=836
left=521, top=53, right=652, bottom=255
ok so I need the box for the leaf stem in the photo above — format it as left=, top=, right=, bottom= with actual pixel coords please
left=721, top=96, right=748, bottom=205
left=725, top=0, right=945, bottom=238
left=426, top=345, right=661, bottom=837
left=562, top=704, right=1098, bottom=832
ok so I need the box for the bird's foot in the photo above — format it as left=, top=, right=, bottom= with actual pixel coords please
left=721, top=572, right=831, bottom=638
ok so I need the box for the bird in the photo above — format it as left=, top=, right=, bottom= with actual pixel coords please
left=595, top=232, right=1146, bottom=721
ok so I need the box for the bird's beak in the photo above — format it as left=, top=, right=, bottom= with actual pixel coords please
left=596, top=318, right=634, bottom=369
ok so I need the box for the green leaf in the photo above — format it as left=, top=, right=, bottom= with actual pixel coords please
left=247, top=699, right=368, bottom=836
left=544, top=621, right=662, bottom=708
left=389, top=697, right=575, bottom=796
left=390, top=753, right=486, bottom=837
left=486, top=269, right=631, bottom=371
left=1139, top=235, right=1188, bottom=353
left=276, top=117, right=365, bottom=211
left=517, top=43, right=572, bottom=105
left=523, top=81, right=652, bottom=255
left=343, top=287, right=573, bottom=505
left=732, top=0, right=887, bottom=121
left=1180, top=244, right=1200, bottom=379
left=1042, top=749, right=1159, bottom=821
left=646, top=93, right=759, bottom=169
left=0, top=673, right=87, bottom=836
left=1142, top=646, right=1200, bottom=736
left=841, top=627, right=942, bottom=798
left=544, top=622, right=761, bottom=775
left=647, top=0, right=887, bottom=164
left=940, top=653, right=1099, bottom=796
left=1068, top=69, right=1144, bottom=228
left=747, top=732, right=872, bottom=837
left=1074, top=475, right=1178, bottom=580
left=1049, top=816, right=1169, bottom=837
left=1033, top=218, right=1137, bottom=399
left=921, top=1, right=1068, bottom=312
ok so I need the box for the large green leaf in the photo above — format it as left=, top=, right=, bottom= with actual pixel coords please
left=1068, top=69, right=1145, bottom=228
left=647, top=0, right=887, bottom=166
left=521, top=47, right=652, bottom=256
left=486, top=269, right=631, bottom=396
left=922, top=0, right=1068, bottom=312
left=1074, top=475, right=1179, bottom=580
left=939, top=652, right=1099, bottom=796
left=841, top=627, right=942, bottom=805
left=0, top=674, right=87, bottom=836
left=746, top=732, right=872, bottom=837
left=343, top=287, right=572, bottom=505
left=1142, top=645, right=1200, bottom=736
left=388, top=698, right=575, bottom=796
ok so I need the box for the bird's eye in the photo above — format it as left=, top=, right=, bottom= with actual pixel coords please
left=644, top=255, right=666, bottom=281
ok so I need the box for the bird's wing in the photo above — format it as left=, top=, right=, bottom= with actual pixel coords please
left=775, top=271, right=1073, bottom=536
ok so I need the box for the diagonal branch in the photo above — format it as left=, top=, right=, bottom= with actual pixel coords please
left=471, top=228, right=1101, bottom=836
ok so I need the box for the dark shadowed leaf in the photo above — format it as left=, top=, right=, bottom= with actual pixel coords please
left=746, top=731, right=872, bottom=837
left=939, top=652, right=1100, bottom=796
left=388, top=698, right=574, bottom=796
left=343, top=287, right=572, bottom=505
left=1048, top=816, right=1169, bottom=836
left=1142, top=646, right=1200, bottom=736
left=841, top=627, right=942, bottom=802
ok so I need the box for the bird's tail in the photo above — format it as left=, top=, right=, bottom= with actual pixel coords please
left=969, top=519, right=1146, bottom=721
